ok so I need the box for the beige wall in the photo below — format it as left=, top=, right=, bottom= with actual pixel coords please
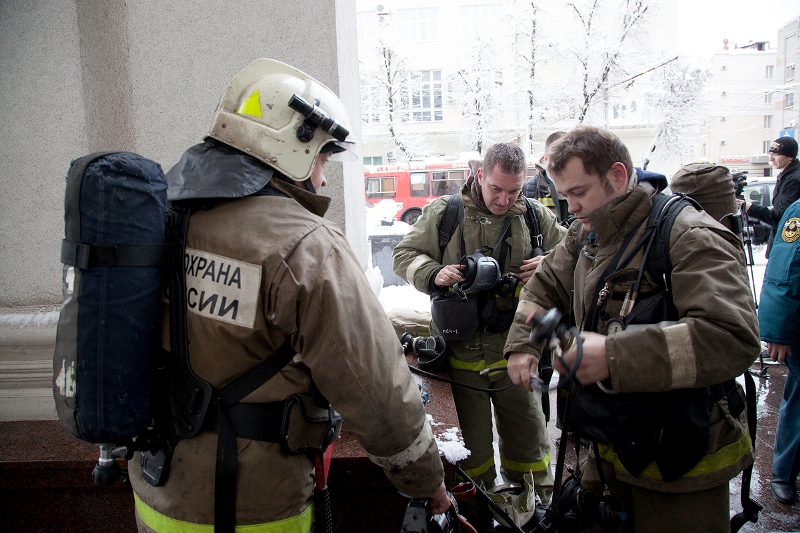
left=0, top=0, right=364, bottom=309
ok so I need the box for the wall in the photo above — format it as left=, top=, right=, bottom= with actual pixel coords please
left=0, top=0, right=365, bottom=309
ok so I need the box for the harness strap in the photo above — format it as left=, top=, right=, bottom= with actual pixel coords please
left=61, top=240, right=170, bottom=268
left=213, top=340, right=296, bottom=533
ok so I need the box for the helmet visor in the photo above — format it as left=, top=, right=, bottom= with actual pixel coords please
left=322, top=140, right=358, bottom=162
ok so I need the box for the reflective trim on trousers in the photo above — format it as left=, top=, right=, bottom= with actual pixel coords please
left=597, top=432, right=752, bottom=480
left=501, top=452, right=551, bottom=474
left=448, top=358, right=508, bottom=373
left=133, top=492, right=314, bottom=533
left=462, top=457, right=496, bottom=479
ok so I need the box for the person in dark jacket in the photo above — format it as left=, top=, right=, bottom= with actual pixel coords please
left=758, top=197, right=800, bottom=506
left=738, top=136, right=800, bottom=258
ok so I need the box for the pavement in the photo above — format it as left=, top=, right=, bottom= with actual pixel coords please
left=537, top=359, right=800, bottom=533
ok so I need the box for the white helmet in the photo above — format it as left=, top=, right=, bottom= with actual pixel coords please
left=206, top=58, right=355, bottom=182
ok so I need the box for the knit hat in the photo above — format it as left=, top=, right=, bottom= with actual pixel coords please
left=768, top=137, right=798, bottom=158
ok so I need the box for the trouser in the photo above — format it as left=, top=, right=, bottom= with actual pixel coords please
left=773, top=348, right=800, bottom=486
left=449, top=366, right=554, bottom=505
left=581, top=453, right=730, bottom=533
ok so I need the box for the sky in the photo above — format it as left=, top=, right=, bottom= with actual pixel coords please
left=675, top=0, right=798, bottom=56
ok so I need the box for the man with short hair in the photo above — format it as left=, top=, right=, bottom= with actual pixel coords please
left=739, top=136, right=800, bottom=257
left=505, top=126, right=759, bottom=532
left=524, top=131, right=568, bottom=223
left=393, top=143, right=566, bottom=526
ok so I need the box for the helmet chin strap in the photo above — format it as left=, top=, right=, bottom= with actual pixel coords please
left=303, top=178, right=317, bottom=195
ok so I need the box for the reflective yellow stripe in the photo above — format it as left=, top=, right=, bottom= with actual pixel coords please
left=133, top=492, right=313, bottom=533
left=597, top=432, right=752, bottom=479
left=462, top=457, right=496, bottom=479
left=538, top=197, right=555, bottom=208
left=448, top=358, right=508, bottom=373
left=501, top=452, right=551, bottom=474
left=236, top=90, right=263, bottom=118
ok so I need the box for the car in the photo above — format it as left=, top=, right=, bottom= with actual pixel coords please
left=740, top=176, right=777, bottom=246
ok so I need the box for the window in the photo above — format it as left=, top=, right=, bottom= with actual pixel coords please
left=763, top=140, right=772, bottom=153
left=431, top=171, right=466, bottom=196
left=365, top=177, right=396, bottom=199
left=356, top=12, right=378, bottom=40
left=409, top=70, right=443, bottom=122
left=787, top=63, right=796, bottom=81
left=363, top=156, right=383, bottom=165
left=397, top=8, right=438, bottom=42
left=702, top=143, right=707, bottom=157
left=764, top=115, right=772, bottom=128
left=765, top=92, right=773, bottom=104
left=787, top=93, right=795, bottom=109
left=766, top=65, right=774, bottom=79
left=409, top=172, right=430, bottom=196
left=630, top=101, right=637, bottom=114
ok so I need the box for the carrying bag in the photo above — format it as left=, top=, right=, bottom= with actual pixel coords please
left=430, top=289, right=480, bottom=341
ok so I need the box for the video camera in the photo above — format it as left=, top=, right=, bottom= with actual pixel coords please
left=731, top=169, right=748, bottom=199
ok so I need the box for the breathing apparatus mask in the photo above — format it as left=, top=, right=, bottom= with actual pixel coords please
left=401, top=332, right=448, bottom=372
left=452, top=251, right=502, bottom=300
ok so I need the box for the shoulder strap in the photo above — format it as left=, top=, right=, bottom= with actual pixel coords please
left=524, top=197, right=544, bottom=255
left=645, top=193, right=702, bottom=290
left=438, top=194, right=464, bottom=258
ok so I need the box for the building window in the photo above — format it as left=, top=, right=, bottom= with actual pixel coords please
left=766, top=65, right=774, bottom=79
left=787, top=93, right=795, bottom=109
left=365, top=176, right=396, bottom=199
left=787, top=63, right=796, bottom=81
left=397, top=8, right=438, bottom=42
left=409, top=70, right=443, bottom=122
left=764, top=115, right=772, bottom=128
left=363, top=156, right=383, bottom=166
left=765, top=92, right=773, bottom=104
left=702, top=143, right=707, bottom=157
left=630, top=101, right=637, bottom=114
left=763, top=140, right=772, bottom=153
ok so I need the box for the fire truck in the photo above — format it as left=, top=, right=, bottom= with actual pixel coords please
left=364, top=160, right=547, bottom=224
left=364, top=161, right=469, bottom=224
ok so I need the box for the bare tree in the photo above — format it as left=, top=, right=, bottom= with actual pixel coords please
left=359, top=21, right=433, bottom=160
left=644, top=57, right=711, bottom=166
left=566, top=0, right=652, bottom=123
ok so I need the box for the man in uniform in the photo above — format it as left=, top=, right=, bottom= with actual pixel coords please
left=393, top=143, right=566, bottom=525
left=129, top=58, right=449, bottom=532
left=505, top=126, right=759, bottom=532
left=758, top=197, right=800, bottom=505
left=523, top=131, right=568, bottom=224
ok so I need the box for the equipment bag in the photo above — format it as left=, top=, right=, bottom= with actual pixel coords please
left=54, top=152, right=171, bottom=444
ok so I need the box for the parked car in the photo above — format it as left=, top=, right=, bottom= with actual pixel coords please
left=740, top=176, right=777, bottom=246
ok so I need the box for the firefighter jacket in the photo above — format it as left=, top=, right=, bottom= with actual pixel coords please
left=129, top=148, right=444, bottom=532
left=392, top=183, right=566, bottom=368
left=504, top=183, right=760, bottom=493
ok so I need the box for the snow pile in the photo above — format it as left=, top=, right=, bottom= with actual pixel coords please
left=378, top=284, right=431, bottom=313
left=431, top=421, right=471, bottom=465
left=364, top=266, right=384, bottom=299
left=366, top=199, right=412, bottom=236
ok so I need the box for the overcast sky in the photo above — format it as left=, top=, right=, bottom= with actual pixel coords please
left=676, top=0, right=798, bottom=55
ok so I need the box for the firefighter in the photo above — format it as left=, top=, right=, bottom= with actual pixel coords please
left=128, top=58, right=450, bottom=532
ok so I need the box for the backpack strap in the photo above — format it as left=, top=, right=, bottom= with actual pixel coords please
left=730, top=372, right=762, bottom=532
left=438, top=194, right=465, bottom=259
left=523, top=197, right=544, bottom=256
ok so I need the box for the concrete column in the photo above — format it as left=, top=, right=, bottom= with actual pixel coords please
left=0, top=0, right=363, bottom=420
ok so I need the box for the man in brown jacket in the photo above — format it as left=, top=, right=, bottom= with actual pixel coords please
left=504, top=126, right=760, bottom=532
left=129, top=58, right=449, bottom=533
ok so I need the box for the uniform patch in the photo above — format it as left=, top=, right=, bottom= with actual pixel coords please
left=782, top=217, right=800, bottom=243
left=184, top=248, right=261, bottom=328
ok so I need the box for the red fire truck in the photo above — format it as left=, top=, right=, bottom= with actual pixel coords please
left=364, top=160, right=545, bottom=224
left=364, top=161, right=470, bottom=224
